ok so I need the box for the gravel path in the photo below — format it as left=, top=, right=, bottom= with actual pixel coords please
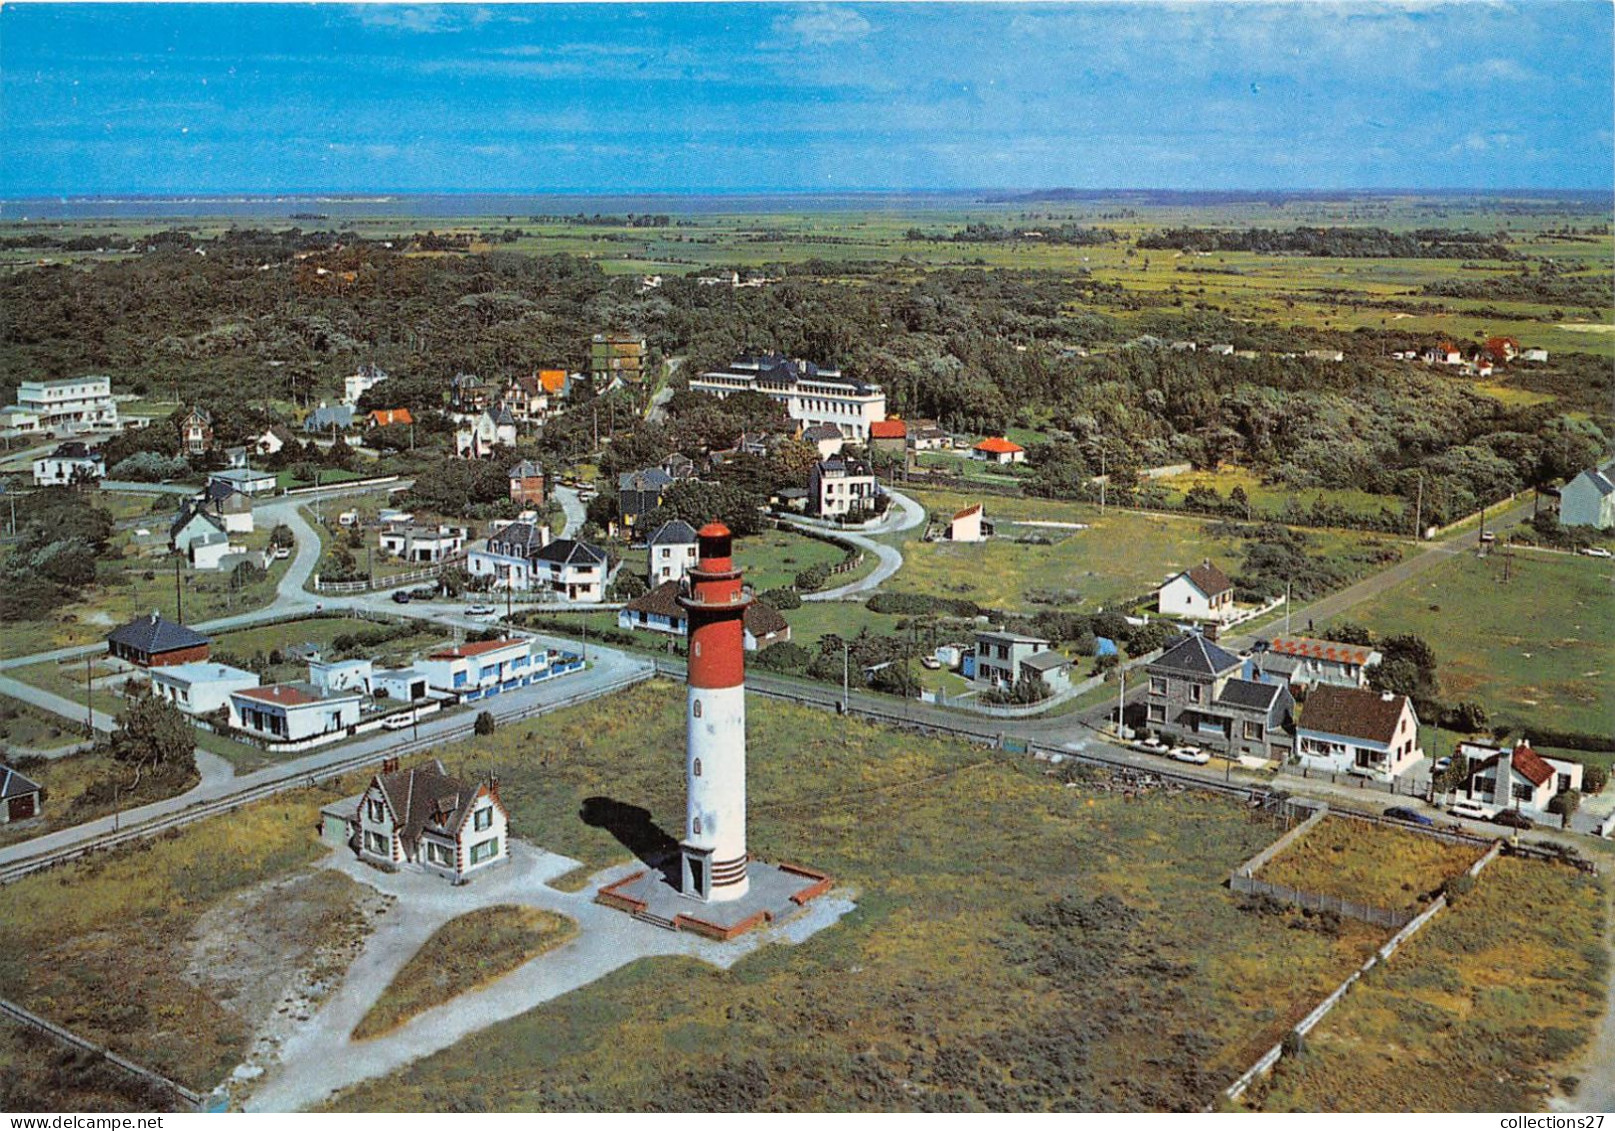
left=788, top=487, right=927, bottom=601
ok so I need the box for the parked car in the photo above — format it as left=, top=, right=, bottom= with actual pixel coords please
left=410, top=586, right=439, bottom=600
left=1432, top=756, right=1453, bottom=774
left=465, top=603, right=497, bottom=616
left=1580, top=546, right=1613, bottom=559
left=1384, top=806, right=1435, bottom=827
left=382, top=714, right=415, bottom=731
left=919, top=657, right=941, bottom=670
left=133, top=527, right=150, bottom=537
left=1137, top=737, right=1170, bottom=754
left=1491, top=809, right=1535, bottom=830
left=391, top=590, right=411, bottom=604
left=271, top=545, right=292, bottom=560
left=1479, top=531, right=1496, bottom=544
left=1449, top=799, right=1495, bottom=821
left=1169, top=746, right=1210, bottom=765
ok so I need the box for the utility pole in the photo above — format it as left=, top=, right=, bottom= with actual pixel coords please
left=842, top=642, right=851, bottom=714
left=84, top=653, right=94, bottom=737
left=1116, top=664, right=1126, bottom=738
left=1413, top=473, right=1423, bottom=541
left=174, top=555, right=183, bottom=622
left=1284, top=579, right=1292, bottom=637
left=1099, top=441, right=1107, bottom=513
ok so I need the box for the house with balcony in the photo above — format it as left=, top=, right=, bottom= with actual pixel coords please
left=808, top=455, right=878, bottom=518
left=1143, top=634, right=1293, bottom=760
left=13, top=377, right=119, bottom=434
left=417, top=636, right=542, bottom=700
left=691, top=354, right=887, bottom=440
left=379, top=522, right=467, bottom=563
left=1294, top=685, right=1423, bottom=781
left=32, top=442, right=104, bottom=486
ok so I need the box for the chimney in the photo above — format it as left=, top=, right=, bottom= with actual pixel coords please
left=382, top=757, right=398, bottom=774
left=1381, top=690, right=1395, bottom=702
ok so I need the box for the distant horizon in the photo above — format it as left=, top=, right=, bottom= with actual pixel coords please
left=4, top=4, right=1611, bottom=197
left=5, top=187, right=1612, bottom=200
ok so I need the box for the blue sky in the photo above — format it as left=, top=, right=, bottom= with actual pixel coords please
left=2, top=2, right=1611, bottom=194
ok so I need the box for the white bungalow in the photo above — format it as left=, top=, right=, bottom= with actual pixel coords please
left=148, top=662, right=260, bottom=717
left=1459, top=740, right=1583, bottom=816
left=1295, top=685, right=1422, bottom=781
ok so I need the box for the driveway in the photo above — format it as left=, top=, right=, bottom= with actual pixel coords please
left=552, top=485, right=587, bottom=538
left=243, top=842, right=853, bottom=1112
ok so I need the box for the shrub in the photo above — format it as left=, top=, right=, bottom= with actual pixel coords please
left=865, top=592, right=982, bottom=618
left=1281, top=1030, right=1307, bottom=1057
left=752, top=641, right=810, bottom=672
left=793, top=563, right=831, bottom=592
left=473, top=711, right=496, bottom=736
left=1442, top=873, right=1475, bottom=904
left=1584, top=765, right=1609, bottom=794
left=759, top=586, right=802, bottom=610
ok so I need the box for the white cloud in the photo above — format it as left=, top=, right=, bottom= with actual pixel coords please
left=771, top=5, right=872, bottom=47
left=1445, top=57, right=1533, bottom=84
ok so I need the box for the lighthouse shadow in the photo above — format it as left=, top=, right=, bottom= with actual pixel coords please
left=580, top=796, right=681, bottom=885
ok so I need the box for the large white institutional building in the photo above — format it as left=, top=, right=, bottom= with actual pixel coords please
left=689, top=355, right=887, bottom=441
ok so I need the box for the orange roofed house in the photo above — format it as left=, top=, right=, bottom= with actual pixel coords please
left=972, top=436, right=1025, bottom=464
left=354, top=758, right=510, bottom=880
left=868, top=418, right=908, bottom=462
left=366, top=408, right=414, bottom=429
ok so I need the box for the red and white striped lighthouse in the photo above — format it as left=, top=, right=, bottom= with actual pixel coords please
left=677, top=522, right=751, bottom=902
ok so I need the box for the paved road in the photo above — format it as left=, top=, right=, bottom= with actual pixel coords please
left=0, top=645, right=652, bottom=873
left=243, top=843, right=851, bottom=1112
left=552, top=485, right=586, bottom=538
left=1226, top=498, right=1537, bottom=650
left=786, top=487, right=927, bottom=601
left=644, top=356, right=681, bottom=425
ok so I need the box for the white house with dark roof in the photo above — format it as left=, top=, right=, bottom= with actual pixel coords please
left=616, top=581, right=791, bottom=651
left=304, top=403, right=355, bottom=434
left=208, top=467, right=277, bottom=497
left=228, top=683, right=362, bottom=743
left=1295, top=685, right=1422, bottom=780
left=379, top=522, right=467, bottom=563
left=1, top=764, right=43, bottom=824
left=467, top=520, right=552, bottom=589
left=356, top=759, right=509, bottom=880
left=32, top=441, right=105, bottom=486
left=531, top=538, right=608, bottom=602
left=1144, top=633, right=1294, bottom=759
left=1459, top=740, right=1582, bottom=816
left=646, top=519, right=700, bottom=583
left=1559, top=459, right=1615, bottom=530
left=973, top=628, right=1053, bottom=689
left=800, top=423, right=847, bottom=459
left=149, top=662, right=260, bottom=717
left=1158, top=560, right=1236, bottom=622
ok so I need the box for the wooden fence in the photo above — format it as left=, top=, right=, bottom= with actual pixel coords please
left=0, top=997, right=202, bottom=1110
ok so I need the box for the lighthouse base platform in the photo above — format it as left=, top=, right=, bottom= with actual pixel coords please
left=596, top=859, right=833, bottom=941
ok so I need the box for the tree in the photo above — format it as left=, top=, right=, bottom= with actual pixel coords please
left=607, top=571, right=648, bottom=601
left=1546, top=790, right=1581, bottom=828
left=108, top=693, right=196, bottom=785
left=473, top=710, right=496, bottom=736
left=869, top=661, right=920, bottom=699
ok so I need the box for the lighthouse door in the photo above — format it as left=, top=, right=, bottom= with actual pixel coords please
left=681, top=846, right=712, bottom=901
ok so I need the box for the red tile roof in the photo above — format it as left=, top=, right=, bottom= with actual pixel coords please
left=367, top=408, right=414, bottom=427
left=952, top=503, right=983, bottom=522
left=538, top=369, right=567, bottom=393
left=973, top=436, right=1024, bottom=454
left=428, top=637, right=528, bottom=660
left=1475, top=742, right=1555, bottom=787
left=869, top=419, right=907, bottom=439
left=1269, top=635, right=1376, bottom=666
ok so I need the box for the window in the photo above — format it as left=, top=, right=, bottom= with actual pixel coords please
left=425, top=841, right=453, bottom=866
left=363, top=830, right=388, bottom=855
left=1558, top=773, right=1573, bottom=793
left=693, top=758, right=702, bottom=777
left=474, top=807, right=493, bottom=831
left=469, top=838, right=500, bottom=865
left=1243, top=721, right=1264, bottom=740
left=693, top=699, right=702, bottom=718
left=1149, top=676, right=1167, bottom=695
left=1189, top=684, right=1203, bottom=704
left=1512, top=782, right=1534, bottom=803
left=692, top=817, right=701, bottom=835
left=366, top=798, right=385, bottom=823
left=1148, top=704, right=1166, bottom=723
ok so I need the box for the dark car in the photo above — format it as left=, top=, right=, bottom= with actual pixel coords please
left=391, top=590, right=411, bottom=604
left=410, top=586, right=440, bottom=600
left=1492, top=809, right=1535, bottom=830
left=1384, top=806, right=1435, bottom=827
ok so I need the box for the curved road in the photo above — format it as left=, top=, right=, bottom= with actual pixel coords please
left=787, top=487, right=927, bottom=601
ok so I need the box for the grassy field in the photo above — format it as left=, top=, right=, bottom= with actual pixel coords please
left=1152, top=465, right=1405, bottom=524
left=893, top=486, right=1391, bottom=613
left=326, top=682, right=1399, bottom=1111
left=1257, top=817, right=1487, bottom=913
left=1249, top=857, right=1609, bottom=1112
left=1324, top=550, right=1614, bottom=738
left=0, top=694, right=82, bottom=753
left=352, top=907, right=576, bottom=1041
left=0, top=774, right=376, bottom=1092
left=0, top=747, right=197, bottom=850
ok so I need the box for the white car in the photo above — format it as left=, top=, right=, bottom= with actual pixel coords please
left=1449, top=799, right=1496, bottom=821
left=465, top=604, right=497, bottom=616
left=1580, top=546, right=1613, bottom=559
left=134, top=527, right=150, bottom=537
left=1137, top=738, right=1170, bottom=754
left=382, top=714, right=415, bottom=731
left=1169, top=746, right=1210, bottom=765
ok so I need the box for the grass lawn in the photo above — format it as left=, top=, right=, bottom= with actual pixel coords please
left=1324, top=550, right=1614, bottom=738
left=0, top=774, right=378, bottom=1092
left=326, top=681, right=1400, bottom=1111
left=352, top=907, right=576, bottom=1041
left=1248, top=857, right=1609, bottom=1112
left=732, top=528, right=848, bottom=593
left=0, top=695, right=83, bottom=752
left=1257, top=817, right=1486, bottom=913
left=209, top=615, right=438, bottom=673
left=0, top=748, right=197, bottom=850
left=1152, top=465, right=1404, bottom=524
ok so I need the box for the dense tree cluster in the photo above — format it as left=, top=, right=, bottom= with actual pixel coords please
left=1137, top=226, right=1513, bottom=258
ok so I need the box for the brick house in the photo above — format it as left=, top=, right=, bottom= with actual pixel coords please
left=508, top=459, right=546, bottom=505
left=106, top=612, right=211, bottom=668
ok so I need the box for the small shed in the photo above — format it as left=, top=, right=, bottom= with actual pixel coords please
left=1, top=764, right=43, bottom=823
left=319, top=793, right=365, bottom=848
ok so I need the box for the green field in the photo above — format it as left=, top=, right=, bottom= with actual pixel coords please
left=326, top=681, right=1399, bottom=1111
left=1325, top=550, right=1614, bottom=738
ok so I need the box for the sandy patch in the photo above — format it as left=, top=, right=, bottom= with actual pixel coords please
left=1556, top=323, right=1615, bottom=334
